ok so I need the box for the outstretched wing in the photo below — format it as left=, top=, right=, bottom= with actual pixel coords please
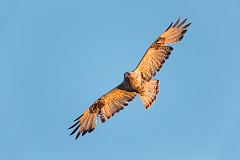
left=99, top=83, right=137, bottom=123
left=134, top=18, right=191, bottom=81
left=68, top=82, right=137, bottom=139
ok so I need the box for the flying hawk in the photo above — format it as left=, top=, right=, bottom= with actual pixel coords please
left=69, top=18, right=191, bottom=139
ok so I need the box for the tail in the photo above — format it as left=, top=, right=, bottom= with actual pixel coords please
left=140, top=80, right=160, bottom=109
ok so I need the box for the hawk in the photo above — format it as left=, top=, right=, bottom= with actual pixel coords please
left=69, top=18, right=191, bottom=139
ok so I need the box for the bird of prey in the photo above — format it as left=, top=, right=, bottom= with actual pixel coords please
left=68, top=18, right=191, bottom=139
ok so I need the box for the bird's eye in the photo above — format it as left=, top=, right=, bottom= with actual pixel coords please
left=124, top=72, right=130, bottom=78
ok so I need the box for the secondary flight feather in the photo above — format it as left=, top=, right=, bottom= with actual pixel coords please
left=68, top=18, right=191, bottom=139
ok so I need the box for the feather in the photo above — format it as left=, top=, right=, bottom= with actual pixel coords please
left=68, top=18, right=191, bottom=139
left=172, top=18, right=180, bottom=27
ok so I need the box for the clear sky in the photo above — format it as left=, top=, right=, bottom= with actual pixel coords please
left=0, top=0, right=240, bottom=160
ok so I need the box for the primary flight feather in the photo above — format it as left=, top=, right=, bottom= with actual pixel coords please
left=68, top=18, right=191, bottom=139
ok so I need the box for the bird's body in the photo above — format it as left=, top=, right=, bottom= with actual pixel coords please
left=124, top=72, right=143, bottom=93
left=69, top=18, right=191, bottom=139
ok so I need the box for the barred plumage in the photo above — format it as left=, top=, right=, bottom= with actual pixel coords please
left=68, top=18, right=191, bottom=139
left=135, top=18, right=191, bottom=81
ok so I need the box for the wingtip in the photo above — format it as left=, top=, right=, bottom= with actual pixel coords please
left=75, top=131, right=81, bottom=140
left=82, top=131, right=88, bottom=136
left=88, top=128, right=95, bottom=133
left=172, top=17, right=181, bottom=27
left=182, top=29, right=187, bottom=34
left=73, top=114, right=83, bottom=122
left=68, top=121, right=79, bottom=130
left=182, top=22, right=191, bottom=29
left=165, top=22, right=173, bottom=31
left=70, top=130, right=75, bottom=136
left=69, top=124, right=80, bottom=136
left=177, top=18, right=187, bottom=28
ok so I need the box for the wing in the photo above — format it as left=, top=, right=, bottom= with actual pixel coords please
left=134, top=18, right=191, bottom=81
left=68, top=82, right=137, bottom=139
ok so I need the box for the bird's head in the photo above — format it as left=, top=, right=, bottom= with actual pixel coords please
left=124, top=72, right=132, bottom=79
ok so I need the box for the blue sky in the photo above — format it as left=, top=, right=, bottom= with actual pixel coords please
left=0, top=0, right=240, bottom=160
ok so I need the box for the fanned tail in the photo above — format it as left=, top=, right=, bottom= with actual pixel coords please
left=140, top=80, right=160, bottom=109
